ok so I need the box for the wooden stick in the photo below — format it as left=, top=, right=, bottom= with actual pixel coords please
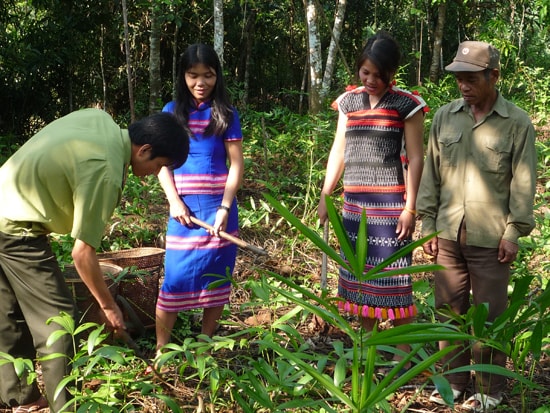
left=118, top=330, right=194, bottom=396
left=321, top=221, right=329, bottom=289
left=189, top=216, right=268, bottom=256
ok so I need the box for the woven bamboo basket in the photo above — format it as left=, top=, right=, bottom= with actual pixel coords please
left=63, top=263, right=122, bottom=325
left=97, top=247, right=164, bottom=330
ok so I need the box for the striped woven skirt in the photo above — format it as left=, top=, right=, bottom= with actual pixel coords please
left=157, top=194, right=238, bottom=312
left=337, top=191, right=416, bottom=320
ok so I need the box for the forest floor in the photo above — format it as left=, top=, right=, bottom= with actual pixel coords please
left=3, top=224, right=549, bottom=413
left=3, top=130, right=550, bottom=412
left=224, top=226, right=550, bottom=413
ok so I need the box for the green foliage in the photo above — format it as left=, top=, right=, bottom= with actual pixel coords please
left=41, top=313, right=186, bottom=412
left=431, top=275, right=550, bottom=412
left=0, top=0, right=124, bottom=137
left=221, top=193, right=545, bottom=412
left=0, top=352, right=37, bottom=386
left=2, top=1, right=548, bottom=405
left=258, top=193, right=450, bottom=411
left=0, top=133, right=21, bottom=163
left=50, top=233, right=76, bottom=265
left=5, top=219, right=548, bottom=413
left=1, top=0, right=549, bottom=142
left=266, top=193, right=441, bottom=282
left=103, top=173, right=166, bottom=250
left=18, top=77, right=549, bottom=412
left=240, top=108, right=335, bottom=223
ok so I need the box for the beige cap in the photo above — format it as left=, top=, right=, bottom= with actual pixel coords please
left=445, top=41, right=500, bottom=72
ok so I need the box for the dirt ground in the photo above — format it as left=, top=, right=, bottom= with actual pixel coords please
left=2, top=224, right=549, bottom=412
left=227, top=234, right=550, bottom=413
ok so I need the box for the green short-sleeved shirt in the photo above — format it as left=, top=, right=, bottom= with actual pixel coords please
left=417, top=93, right=536, bottom=247
left=0, top=108, right=131, bottom=249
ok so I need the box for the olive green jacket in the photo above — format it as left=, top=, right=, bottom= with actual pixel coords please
left=417, top=92, right=536, bottom=247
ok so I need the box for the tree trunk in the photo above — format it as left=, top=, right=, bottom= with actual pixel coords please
left=213, top=0, right=224, bottom=66
left=304, top=0, right=322, bottom=114
left=149, top=2, right=161, bottom=115
left=172, top=21, right=179, bottom=99
left=240, top=8, right=256, bottom=108
left=429, top=1, right=447, bottom=83
left=121, top=0, right=135, bottom=121
left=321, top=0, right=347, bottom=100
left=299, top=53, right=308, bottom=114
left=100, top=25, right=107, bottom=109
left=412, top=0, right=422, bottom=85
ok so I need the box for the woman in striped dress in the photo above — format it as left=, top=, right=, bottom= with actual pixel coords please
left=155, top=44, right=244, bottom=353
left=318, top=31, right=427, bottom=368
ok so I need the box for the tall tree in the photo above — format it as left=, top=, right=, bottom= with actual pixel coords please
left=171, top=19, right=179, bottom=99
left=2, top=0, right=549, bottom=136
left=239, top=6, right=257, bottom=107
left=214, top=0, right=224, bottom=65
left=121, top=0, right=135, bottom=121
left=166, top=1, right=184, bottom=99
left=304, top=0, right=322, bottom=113
left=429, top=1, right=447, bottom=83
left=149, top=1, right=162, bottom=114
left=100, top=25, right=108, bottom=110
left=320, top=0, right=347, bottom=100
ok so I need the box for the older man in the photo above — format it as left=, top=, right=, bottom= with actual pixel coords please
left=417, top=41, right=536, bottom=412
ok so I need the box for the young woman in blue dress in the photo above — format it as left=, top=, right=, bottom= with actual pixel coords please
left=155, top=44, right=244, bottom=354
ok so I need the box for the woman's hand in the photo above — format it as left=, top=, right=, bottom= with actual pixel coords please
left=170, top=198, right=192, bottom=226
left=396, top=209, right=416, bottom=241
left=318, top=195, right=328, bottom=224
left=211, top=207, right=229, bottom=236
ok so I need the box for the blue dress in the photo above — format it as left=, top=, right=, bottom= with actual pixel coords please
left=158, top=100, right=242, bottom=311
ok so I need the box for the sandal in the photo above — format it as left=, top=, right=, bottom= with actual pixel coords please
left=143, top=364, right=156, bottom=376
left=429, top=387, right=463, bottom=405
left=12, top=396, right=48, bottom=412
left=141, top=350, right=164, bottom=376
left=462, top=393, right=503, bottom=412
left=143, top=362, right=170, bottom=376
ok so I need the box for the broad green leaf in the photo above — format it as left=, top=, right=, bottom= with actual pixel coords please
left=472, top=303, right=489, bottom=337
left=355, top=209, right=368, bottom=279
left=334, top=356, right=347, bottom=387
left=46, top=329, right=69, bottom=347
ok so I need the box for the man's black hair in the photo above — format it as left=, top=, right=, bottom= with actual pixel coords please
left=128, top=112, right=189, bottom=170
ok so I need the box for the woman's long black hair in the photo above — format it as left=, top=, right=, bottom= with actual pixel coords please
left=174, top=43, right=233, bottom=137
